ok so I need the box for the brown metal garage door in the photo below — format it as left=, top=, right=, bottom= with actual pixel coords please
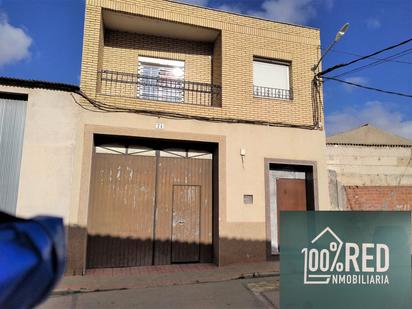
left=87, top=144, right=213, bottom=269
left=86, top=154, right=157, bottom=268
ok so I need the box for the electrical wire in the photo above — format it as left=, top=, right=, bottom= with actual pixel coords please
left=322, top=76, right=412, bottom=98
left=317, top=37, right=412, bottom=77
left=325, top=48, right=412, bottom=65
left=70, top=93, right=108, bottom=113
left=73, top=90, right=320, bottom=130
left=330, top=48, right=412, bottom=79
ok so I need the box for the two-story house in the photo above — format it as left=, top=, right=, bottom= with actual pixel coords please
left=0, top=0, right=330, bottom=275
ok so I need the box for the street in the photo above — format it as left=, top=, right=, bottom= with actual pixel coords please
left=39, top=277, right=278, bottom=309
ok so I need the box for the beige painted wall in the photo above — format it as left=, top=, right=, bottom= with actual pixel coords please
left=2, top=85, right=330, bottom=243
left=8, top=87, right=82, bottom=220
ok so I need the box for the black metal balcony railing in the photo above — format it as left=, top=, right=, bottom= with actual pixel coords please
left=253, top=85, right=292, bottom=100
left=98, top=70, right=221, bottom=107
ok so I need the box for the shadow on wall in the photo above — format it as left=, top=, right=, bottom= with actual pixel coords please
left=104, top=31, right=214, bottom=57
left=66, top=225, right=276, bottom=276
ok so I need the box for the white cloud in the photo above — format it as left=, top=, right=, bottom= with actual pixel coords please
left=366, top=17, right=381, bottom=30
left=326, top=101, right=412, bottom=139
left=247, top=0, right=317, bottom=24
left=0, top=13, right=32, bottom=67
left=174, top=0, right=209, bottom=6
left=218, top=4, right=243, bottom=14
left=175, top=0, right=333, bottom=24
left=342, top=76, right=368, bottom=92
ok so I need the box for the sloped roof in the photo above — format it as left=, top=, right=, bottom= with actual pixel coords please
left=327, top=124, right=412, bottom=147
left=0, top=76, right=79, bottom=92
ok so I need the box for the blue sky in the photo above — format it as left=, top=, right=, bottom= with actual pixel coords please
left=0, top=0, right=411, bottom=137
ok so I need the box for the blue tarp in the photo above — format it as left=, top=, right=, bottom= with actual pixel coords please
left=0, top=212, right=66, bottom=309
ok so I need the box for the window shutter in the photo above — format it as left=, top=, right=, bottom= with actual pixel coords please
left=253, top=60, right=290, bottom=90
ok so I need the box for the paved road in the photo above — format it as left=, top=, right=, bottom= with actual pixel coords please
left=39, top=277, right=278, bottom=309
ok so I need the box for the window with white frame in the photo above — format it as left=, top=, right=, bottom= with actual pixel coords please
left=138, top=56, right=185, bottom=103
left=253, top=57, right=291, bottom=100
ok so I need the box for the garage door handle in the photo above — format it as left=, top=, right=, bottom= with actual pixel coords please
left=178, top=220, right=185, bottom=224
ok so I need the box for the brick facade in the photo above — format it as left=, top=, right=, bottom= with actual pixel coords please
left=103, top=30, right=214, bottom=83
left=81, top=0, right=323, bottom=127
left=346, top=186, right=412, bottom=211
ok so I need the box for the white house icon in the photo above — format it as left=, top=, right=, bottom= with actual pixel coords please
left=302, top=227, right=344, bottom=284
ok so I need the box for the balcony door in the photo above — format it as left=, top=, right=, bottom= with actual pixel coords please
left=138, top=56, right=185, bottom=103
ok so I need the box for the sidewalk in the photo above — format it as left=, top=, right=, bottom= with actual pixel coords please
left=55, top=261, right=279, bottom=295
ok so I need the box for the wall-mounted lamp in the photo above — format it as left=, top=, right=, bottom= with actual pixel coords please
left=240, top=148, right=246, bottom=168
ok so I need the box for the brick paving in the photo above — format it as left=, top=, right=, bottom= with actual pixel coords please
left=55, top=261, right=279, bottom=295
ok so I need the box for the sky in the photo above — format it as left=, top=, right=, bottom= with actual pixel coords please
left=0, top=0, right=411, bottom=137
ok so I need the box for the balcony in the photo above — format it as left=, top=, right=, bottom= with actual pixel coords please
left=98, top=70, right=222, bottom=107
left=96, top=10, right=222, bottom=108
left=253, top=85, right=293, bottom=100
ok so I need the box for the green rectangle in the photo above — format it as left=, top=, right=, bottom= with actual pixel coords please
left=280, top=211, right=411, bottom=309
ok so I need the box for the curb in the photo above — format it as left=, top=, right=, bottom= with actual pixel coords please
left=51, top=271, right=279, bottom=296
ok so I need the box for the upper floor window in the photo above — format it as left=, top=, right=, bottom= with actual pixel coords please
left=253, top=57, right=291, bottom=100
left=138, top=56, right=185, bottom=103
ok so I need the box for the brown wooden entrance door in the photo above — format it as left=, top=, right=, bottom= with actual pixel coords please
left=276, top=178, right=307, bottom=244
left=87, top=154, right=157, bottom=269
left=171, top=185, right=201, bottom=263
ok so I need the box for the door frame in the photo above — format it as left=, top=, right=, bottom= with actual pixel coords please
left=264, top=158, right=319, bottom=258
left=71, top=124, right=225, bottom=275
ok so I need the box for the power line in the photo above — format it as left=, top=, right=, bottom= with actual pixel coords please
left=325, top=48, right=412, bottom=65
left=323, top=76, right=412, bottom=98
left=331, top=48, right=412, bottom=79
left=70, top=93, right=108, bottom=113
left=74, top=90, right=319, bottom=129
left=318, top=37, right=412, bottom=77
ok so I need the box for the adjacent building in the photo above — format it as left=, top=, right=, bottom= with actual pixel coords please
left=327, top=124, right=412, bottom=211
left=0, top=0, right=330, bottom=275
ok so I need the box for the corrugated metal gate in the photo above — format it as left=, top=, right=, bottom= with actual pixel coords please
left=0, top=97, right=27, bottom=215
left=87, top=143, right=213, bottom=269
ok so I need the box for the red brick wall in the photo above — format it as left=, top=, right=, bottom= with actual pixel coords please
left=345, top=186, right=412, bottom=211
